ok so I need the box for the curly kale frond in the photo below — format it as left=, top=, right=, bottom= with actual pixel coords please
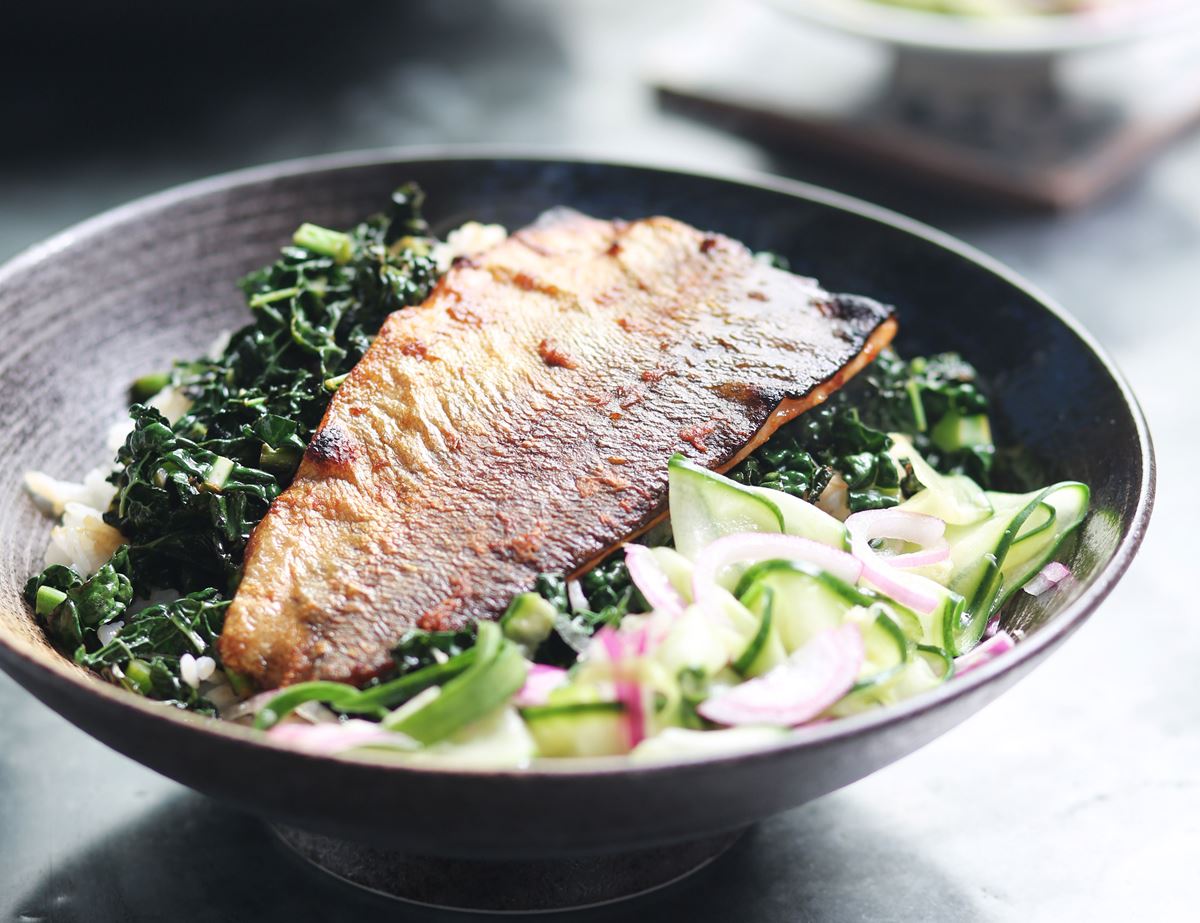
left=78, top=589, right=231, bottom=713
left=24, top=547, right=135, bottom=653
left=106, top=186, right=441, bottom=595
left=390, top=628, right=476, bottom=675
left=527, top=555, right=647, bottom=667
left=78, top=589, right=229, bottom=670
left=731, top=350, right=994, bottom=512
left=25, top=186, right=442, bottom=710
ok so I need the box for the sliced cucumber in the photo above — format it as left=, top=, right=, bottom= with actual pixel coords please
left=669, top=454, right=783, bottom=561
left=569, top=646, right=684, bottom=739
left=898, top=473, right=992, bottom=526
left=522, top=701, right=628, bottom=757
left=385, top=622, right=527, bottom=744
left=826, top=639, right=949, bottom=718
left=942, top=488, right=1048, bottom=610
left=736, top=560, right=867, bottom=654
left=890, top=433, right=991, bottom=525
left=731, top=587, right=787, bottom=678
left=708, top=586, right=762, bottom=640
left=744, top=484, right=849, bottom=549
left=914, top=644, right=955, bottom=682
left=990, top=482, right=1089, bottom=615
left=889, top=651, right=949, bottom=698
left=822, top=606, right=910, bottom=717
left=849, top=605, right=910, bottom=686
left=931, top=412, right=992, bottom=454
left=1013, top=501, right=1056, bottom=546
left=405, top=706, right=536, bottom=769
left=654, top=605, right=732, bottom=677
left=858, top=564, right=965, bottom=652
left=649, top=546, right=696, bottom=604
left=872, top=599, right=925, bottom=645
left=943, top=481, right=1087, bottom=655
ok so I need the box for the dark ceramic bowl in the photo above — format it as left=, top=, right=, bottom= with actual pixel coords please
left=0, top=152, right=1153, bottom=862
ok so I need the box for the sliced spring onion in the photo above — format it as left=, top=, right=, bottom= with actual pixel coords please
left=34, top=585, right=67, bottom=617
left=203, top=456, right=235, bottom=492
left=248, top=286, right=301, bottom=309
left=385, top=622, right=527, bottom=745
left=254, top=682, right=371, bottom=730
left=253, top=649, right=477, bottom=729
left=293, top=223, right=353, bottom=263
left=259, top=445, right=302, bottom=477
left=131, top=370, right=171, bottom=402
left=931, top=411, right=992, bottom=455
left=500, top=592, right=557, bottom=650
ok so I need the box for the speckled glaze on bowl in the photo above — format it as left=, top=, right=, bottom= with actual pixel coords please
left=0, top=150, right=1153, bottom=859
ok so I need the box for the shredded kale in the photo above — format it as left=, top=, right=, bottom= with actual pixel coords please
left=80, top=590, right=231, bottom=714
left=390, top=628, right=476, bottom=675
left=731, top=350, right=994, bottom=512
left=527, top=556, right=648, bottom=667
left=23, top=548, right=134, bottom=652
left=25, top=185, right=442, bottom=709
left=26, top=187, right=1002, bottom=706
left=110, top=184, right=441, bottom=592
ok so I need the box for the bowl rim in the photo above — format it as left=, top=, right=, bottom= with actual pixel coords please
left=765, top=0, right=1196, bottom=57
left=0, top=144, right=1156, bottom=781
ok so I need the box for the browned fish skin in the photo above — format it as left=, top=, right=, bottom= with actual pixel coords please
left=219, top=211, right=896, bottom=687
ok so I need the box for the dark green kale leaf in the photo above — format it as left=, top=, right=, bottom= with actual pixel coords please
left=530, top=556, right=646, bottom=667
left=861, top=351, right=994, bottom=484
left=390, top=628, right=476, bottom=675
left=23, top=547, right=134, bottom=653
left=25, top=185, right=443, bottom=711
left=77, top=588, right=229, bottom=669
left=110, top=405, right=279, bottom=592
left=106, top=184, right=441, bottom=594
left=77, top=588, right=231, bottom=714
left=82, top=590, right=229, bottom=710
left=731, top=350, right=994, bottom=513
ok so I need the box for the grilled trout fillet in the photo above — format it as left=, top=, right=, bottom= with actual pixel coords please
left=219, top=210, right=896, bottom=687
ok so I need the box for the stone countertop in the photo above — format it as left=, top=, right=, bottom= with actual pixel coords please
left=1, top=2, right=1194, bottom=920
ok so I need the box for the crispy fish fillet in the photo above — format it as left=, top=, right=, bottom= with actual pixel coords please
left=219, top=210, right=896, bottom=687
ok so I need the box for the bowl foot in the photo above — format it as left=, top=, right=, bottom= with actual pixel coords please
left=271, top=824, right=744, bottom=912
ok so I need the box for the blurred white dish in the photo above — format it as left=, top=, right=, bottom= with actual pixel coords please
left=768, top=0, right=1193, bottom=55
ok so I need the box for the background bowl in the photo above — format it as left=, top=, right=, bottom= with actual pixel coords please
left=0, top=151, right=1152, bottom=859
left=768, top=0, right=1194, bottom=56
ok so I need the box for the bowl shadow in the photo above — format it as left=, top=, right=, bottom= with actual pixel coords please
left=9, top=792, right=981, bottom=922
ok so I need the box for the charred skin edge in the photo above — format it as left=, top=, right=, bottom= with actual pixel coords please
left=721, top=312, right=898, bottom=472
left=567, top=311, right=898, bottom=577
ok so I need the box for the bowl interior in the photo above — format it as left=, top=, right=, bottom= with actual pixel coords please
left=0, top=154, right=1151, bottom=853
